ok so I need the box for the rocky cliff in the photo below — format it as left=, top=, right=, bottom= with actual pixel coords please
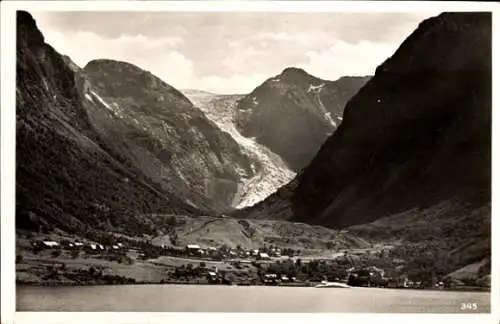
left=235, top=68, right=370, bottom=171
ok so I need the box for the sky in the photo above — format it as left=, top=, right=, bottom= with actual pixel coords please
left=31, top=11, right=441, bottom=94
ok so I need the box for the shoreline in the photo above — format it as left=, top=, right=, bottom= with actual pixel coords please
left=16, top=280, right=491, bottom=292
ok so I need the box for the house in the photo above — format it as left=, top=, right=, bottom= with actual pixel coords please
left=206, top=247, right=217, bottom=256
left=263, top=274, right=280, bottom=285
left=405, top=280, right=414, bottom=288
left=86, top=244, right=103, bottom=254
left=257, top=253, right=270, bottom=260
left=74, top=242, right=84, bottom=249
left=41, top=241, right=59, bottom=248
left=207, top=271, right=219, bottom=283
left=117, top=243, right=124, bottom=248
left=186, top=244, right=202, bottom=256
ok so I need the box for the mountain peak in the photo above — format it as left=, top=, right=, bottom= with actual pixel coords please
left=17, top=11, right=45, bottom=50
left=280, top=67, right=310, bottom=77
left=84, top=59, right=143, bottom=72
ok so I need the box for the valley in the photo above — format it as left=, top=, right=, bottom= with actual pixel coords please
left=13, top=10, right=492, bottom=293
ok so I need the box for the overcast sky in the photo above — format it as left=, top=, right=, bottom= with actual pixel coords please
left=31, top=11, right=441, bottom=94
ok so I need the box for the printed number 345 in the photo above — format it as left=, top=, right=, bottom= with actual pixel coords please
left=460, top=303, right=478, bottom=311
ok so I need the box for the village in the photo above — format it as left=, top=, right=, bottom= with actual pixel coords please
left=16, top=236, right=485, bottom=290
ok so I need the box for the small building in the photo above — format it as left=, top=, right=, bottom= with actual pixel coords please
left=257, top=253, right=270, bottom=260
left=186, top=244, right=202, bottom=256
left=86, top=243, right=103, bottom=254
left=263, top=273, right=281, bottom=285
left=207, top=271, right=219, bottom=283
left=41, top=241, right=59, bottom=248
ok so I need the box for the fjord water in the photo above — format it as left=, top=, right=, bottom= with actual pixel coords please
left=16, top=285, right=490, bottom=313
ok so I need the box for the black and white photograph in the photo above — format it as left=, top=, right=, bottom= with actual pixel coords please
left=1, top=0, right=498, bottom=323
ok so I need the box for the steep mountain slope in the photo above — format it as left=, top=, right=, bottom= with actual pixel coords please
left=236, top=12, right=491, bottom=278
left=238, top=11, right=491, bottom=237
left=16, top=11, right=259, bottom=237
left=16, top=11, right=202, bottom=235
left=235, top=69, right=370, bottom=171
left=82, top=60, right=255, bottom=212
left=183, top=90, right=295, bottom=208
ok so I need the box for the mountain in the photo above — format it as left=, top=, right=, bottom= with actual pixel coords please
left=16, top=11, right=200, bottom=234
left=235, top=68, right=370, bottom=171
left=82, top=59, right=255, bottom=212
left=236, top=12, right=491, bottom=269
left=15, top=11, right=254, bottom=236
left=183, top=91, right=296, bottom=209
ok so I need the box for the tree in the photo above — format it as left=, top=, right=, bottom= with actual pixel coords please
left=326, top=241, right=335, bottom=250
left=296, top=258, right=302, bottom=267
left=71, top=250, right=80, bottom=259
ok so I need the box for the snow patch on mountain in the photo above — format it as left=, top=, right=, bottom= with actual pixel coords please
left=90, top=90, right=113, bottom=111
left=183, top=89, right=296, bottom=208
left=85, top=93, right=93, bottom=102
left=307, top=83, right=337, bottom=128
left=307, top=83, right=324, bottom=93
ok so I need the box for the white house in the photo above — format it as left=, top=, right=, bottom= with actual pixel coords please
left=258, top=253, right=270, bottom=260
left=42, top=241, right=59, bottom=248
